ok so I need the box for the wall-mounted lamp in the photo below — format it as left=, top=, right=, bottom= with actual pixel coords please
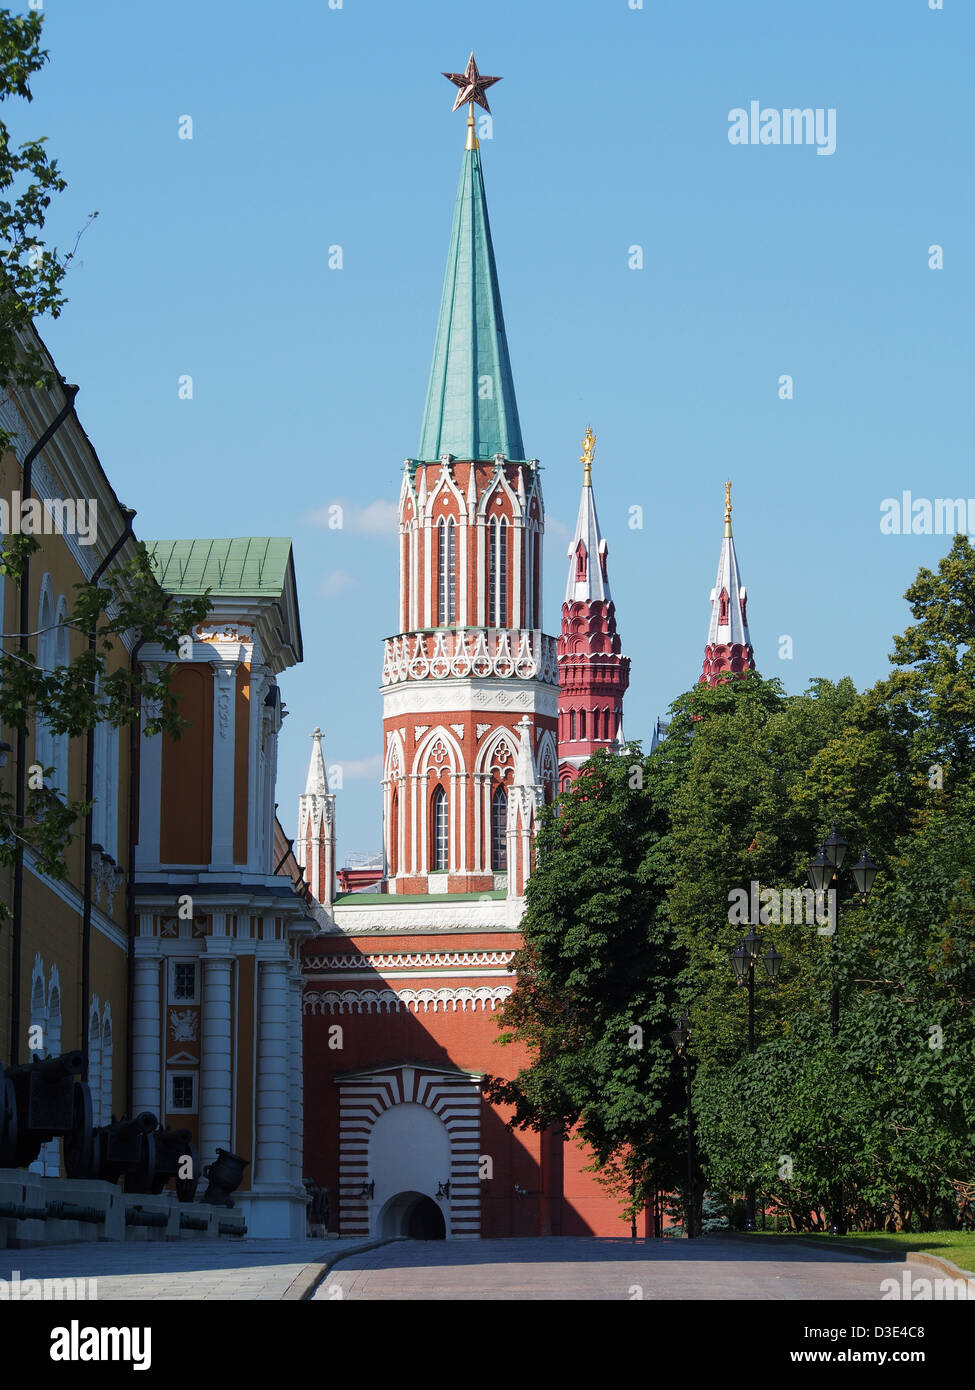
left=0, top=741, right=12, bottom=769
left=436, top=1180, right=451, bottom=1200
left=358, top=1179, right=374, bottom=1201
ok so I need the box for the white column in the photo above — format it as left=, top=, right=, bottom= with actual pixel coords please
left=210, top=660, right=237, bottom=868
left=131, top=936, right=162, bottom=1116
left=255, top=953, right=291, bottom=1185
left=513, top=522, right=523, bottom=630
left=288, top=969, right=303, bottom=1187
left=199, top=946, right=234, bottom=1169
left=423, top=518, right=433, bottom=629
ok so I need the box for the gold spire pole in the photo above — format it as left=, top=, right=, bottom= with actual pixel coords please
left=466, top=98, right=478, bottom=150
left=581, top=426, right=596, bottom=486
left=724, top=480, right=733, bottom=537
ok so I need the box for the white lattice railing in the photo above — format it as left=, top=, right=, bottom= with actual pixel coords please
left=382, top=629, right=558, bottom=686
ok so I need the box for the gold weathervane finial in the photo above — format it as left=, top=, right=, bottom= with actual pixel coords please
left=724, top=480, right=733, bottom=536
left=443, top=53, right=502, bottom=151
left=581, top=427, right=596, bottom=486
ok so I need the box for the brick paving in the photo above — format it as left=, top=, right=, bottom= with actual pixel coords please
left=315, top=1236, right=902, bottom=1301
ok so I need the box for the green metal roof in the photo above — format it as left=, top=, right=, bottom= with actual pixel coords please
left=417, top=145, right=525, bottom=463
left=146, top=538, right=294, bottom=597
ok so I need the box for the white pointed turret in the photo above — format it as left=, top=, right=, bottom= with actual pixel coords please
left=565, top=427, right=611, bottom=603
left=305, top=726, right=329, bottom=795
left=701, top=482, right=756, bottom=685
left=506, top=715, right=543, bottom=899
left=296, top=726, right=335, bottom=905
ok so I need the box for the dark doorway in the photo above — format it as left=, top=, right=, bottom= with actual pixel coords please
left=405, top=1195, right=446, bottom=1240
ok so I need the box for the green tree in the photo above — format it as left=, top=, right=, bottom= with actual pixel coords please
left=0, top=539, right=211, bottom=908
left=0, top=7, right=92, bottom=456
left=484, top=748, right=685, bottom=1223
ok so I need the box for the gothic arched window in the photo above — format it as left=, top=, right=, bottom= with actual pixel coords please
left=489, top=519, right=507, bottom=627
left=389, top=787, right=399, bottom=877
left=437, top=518, right=456, bottom=626
left=575, top=541, right=587, bottom=581
left=491, top=785, right=507, bottom=871
left=431, top=784, right=449, bottom=871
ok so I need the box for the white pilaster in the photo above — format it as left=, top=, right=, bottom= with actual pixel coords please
left=131, top=934, right=162, bottom=1116
left=256, top=952, right=291, bottom=1185
left=199, top=942, right=234, bottom=1170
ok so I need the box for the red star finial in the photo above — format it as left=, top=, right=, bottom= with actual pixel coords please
left=442, top=52, right=502, bottom=114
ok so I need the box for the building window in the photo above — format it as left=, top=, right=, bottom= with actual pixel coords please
left=491, top=786, right=507, bottom=870
left=575, top=541, right=587, bottom=581
left=388, top=787, right=399, bottom=877
left=569, top=710, right=576, bottom=740
left=431, top=784, right=449, bottom=871
left=172, top=962, right=197, bottom=1003
left=490, top=519, right=507, bottom=627
left=437, top=519, right=456, bottom=626
left=579, top=709, right=587, bottom=740
left=718, top=588, right=730, bottom=625
left=170, top=1074, right=195, bottom=1113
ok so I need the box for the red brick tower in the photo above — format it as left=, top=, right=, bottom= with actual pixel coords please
left=700, top=480, right=756, bottom=685
left=557, top=428, right=630, bottom=788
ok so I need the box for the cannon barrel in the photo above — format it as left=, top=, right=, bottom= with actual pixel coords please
left=124, top=1206, right=168, bottom=1229
left=4, top=1050, right=83, bottom=1081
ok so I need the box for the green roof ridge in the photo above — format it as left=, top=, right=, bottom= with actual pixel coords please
left=417, top=145, right=525, bottom=463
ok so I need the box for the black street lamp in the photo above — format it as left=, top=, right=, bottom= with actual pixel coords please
left=806, top=825, right=878, bottom=1233
left=728, top=926, right=781, bottom=1230
left=668, top=1011, right=696, bottom=1241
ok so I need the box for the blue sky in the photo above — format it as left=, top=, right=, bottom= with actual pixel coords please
left=23, top=0, right=974, bottom=856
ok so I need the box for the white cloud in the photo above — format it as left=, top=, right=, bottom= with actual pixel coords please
left=546, top=516, right=572, bottom=543
left=320, top=569, right=358, bottom=598
left=306, top=499, right=399, bottom=535
left=331, top=753, right=382, bottom=781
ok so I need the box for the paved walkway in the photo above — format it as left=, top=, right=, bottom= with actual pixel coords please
left=0, top=1234, right=907, bottom=1300
left=315, top=1236, right=902, bottom=1301
left=0, top=1239, right=354, bottom=1300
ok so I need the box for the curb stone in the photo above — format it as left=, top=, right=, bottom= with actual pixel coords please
left=282, top=1238, right=400, bottom=1301
left=751, top=1233, right=975, bottom=1278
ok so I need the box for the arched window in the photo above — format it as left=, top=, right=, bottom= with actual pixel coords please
left=579, top=709, right=587, bottom=740
left=88, top=1006, right=102, bottom=1126
left=570, top=710, right=576, bottom=740
left=575, top=540, right=587, bottom=581
left=437, top=518, right=456, bottom=626
left=489, top=519, right=507, bottom=627
left=388, top=787, right=399, bottom=877
left=431, top=784, right=448, bottom=871
left=52, top=596, right=70, bottom=795
left=718, top=588, right=730, bottom=625
left=101, top=1009, right=113, bottom=1125
left=491, top=785, right=507, bottom=871
left=30, top=972, right=46, bottom=1060
left=35, top=581, right=55, bottom=777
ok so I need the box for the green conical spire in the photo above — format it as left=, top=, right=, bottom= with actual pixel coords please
left=417, top=144, right=525, bottom=462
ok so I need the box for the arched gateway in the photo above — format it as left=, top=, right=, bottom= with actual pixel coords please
left=336, top=1064, right=481, bottom=1239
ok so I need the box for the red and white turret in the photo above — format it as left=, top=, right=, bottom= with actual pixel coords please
left=700, top=481, right=756, bottom=685
left=296, top=727, right=335, bottom=906
left=556, top=429, right=630, bottom=788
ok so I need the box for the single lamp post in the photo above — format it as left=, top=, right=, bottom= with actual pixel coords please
left=668, top=1011, right=696, bottom=1241
left=806, top=825, right=878, bottom=1234
left=728, top=927, right=782, bottom=1231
